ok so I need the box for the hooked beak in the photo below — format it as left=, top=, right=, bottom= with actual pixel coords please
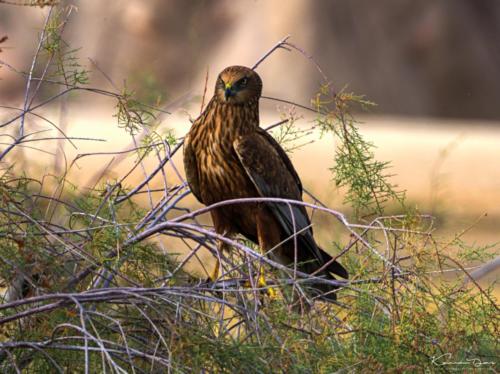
left=224, top=82, right=234, bottom=100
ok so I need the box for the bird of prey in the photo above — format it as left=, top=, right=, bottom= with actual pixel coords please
left=183, top=65, right=348, bottom=301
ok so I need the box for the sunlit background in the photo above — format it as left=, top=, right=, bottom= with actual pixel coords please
left=1, top=1, right=499, bottom=279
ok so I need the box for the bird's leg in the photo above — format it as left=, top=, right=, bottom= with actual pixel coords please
left=255, top=207, right=281, bottom=299
left=208, top=211, right=231, bottom=284
left=208, top=236, right=229, bottom=283
left=209, top=256, right=220, bottom=283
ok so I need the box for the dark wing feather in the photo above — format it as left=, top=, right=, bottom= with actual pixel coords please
left=233, top=131, right=324, bottom=265
left=183, top=134, right=203, bottom=203
left=257, top=128, right=303, bottom=193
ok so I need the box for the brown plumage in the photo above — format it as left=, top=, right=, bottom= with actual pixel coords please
left=183, top=65, right=347, bottom=301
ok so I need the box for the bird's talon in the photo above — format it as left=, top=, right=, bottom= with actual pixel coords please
left=266, top=286, right=277, bottom=300
left=258, top=273, right=278, bottom=299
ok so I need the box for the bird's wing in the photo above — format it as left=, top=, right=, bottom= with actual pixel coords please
left=183, top=134, right=203, bottom=203
left=233, top=131, right=324, bottom=264
left=257, top=128, right=303, bottom=193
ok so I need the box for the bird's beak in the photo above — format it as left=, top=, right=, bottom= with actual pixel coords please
left=224, top=82, right=234, bottom=100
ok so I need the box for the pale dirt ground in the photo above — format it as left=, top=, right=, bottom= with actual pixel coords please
left=4, top=104, right=499, bottom=290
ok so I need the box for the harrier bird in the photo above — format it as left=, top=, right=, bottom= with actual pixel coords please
left=183, top=65, right=347, bottom=301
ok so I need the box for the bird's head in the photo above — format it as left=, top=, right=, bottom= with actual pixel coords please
left=215, top=66, right=262, bottom=105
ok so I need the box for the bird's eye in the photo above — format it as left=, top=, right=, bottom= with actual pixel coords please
left=238, top=77, right=248, bottom=87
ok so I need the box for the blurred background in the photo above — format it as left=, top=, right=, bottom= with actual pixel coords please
left=1, top=0, right=499, bottom=250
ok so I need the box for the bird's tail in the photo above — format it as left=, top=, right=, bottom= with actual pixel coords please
left=300, top=246, right=348, bottom=302
left=319, top=247, right=348, bottom=279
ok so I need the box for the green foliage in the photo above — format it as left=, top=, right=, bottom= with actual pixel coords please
left=138, top=129, right=177, bottom=160
left=115, top=70, right=166, bottom=136
left=455, top=238, right=497, bottom=263
left=114, top=87, right=157, bottom=135
left=113, top=83, right=168, bottom=140
left=42, top=9, right=89, bottom=86
left=271, top=106, right=312, bottom=153
left=163, top=128, right=178, bottom=146
left=313, top=84, right=405, bottom=217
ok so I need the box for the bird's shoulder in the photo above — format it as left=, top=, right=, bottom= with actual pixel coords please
left=233, top=129, right=302, bottom=199
left=256, top=128, right=303, bottom=193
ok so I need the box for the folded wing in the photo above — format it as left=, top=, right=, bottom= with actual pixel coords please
left=233, top=129, right=347, bottom=279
